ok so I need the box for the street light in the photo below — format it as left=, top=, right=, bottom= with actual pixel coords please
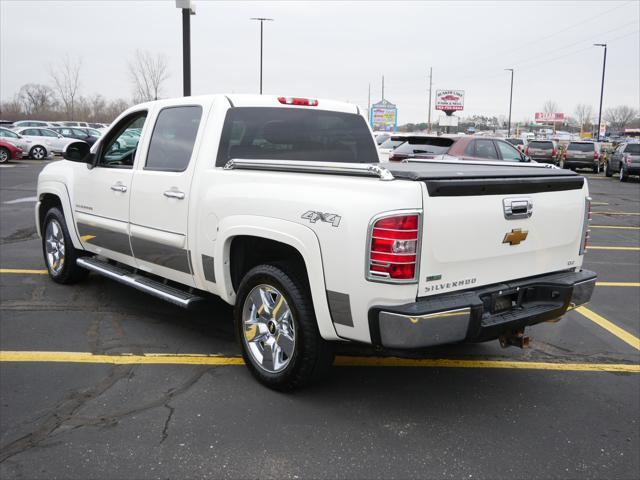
left=505, top=68, right=514, bottom=137
left=594, top=43, right=607, bottom=141
left=250, top=17, right=274, bottom=95
left=176, top=0, right=196, bottom=97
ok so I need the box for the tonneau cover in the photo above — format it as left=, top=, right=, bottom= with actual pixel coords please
left=385, top=161, right=580, bottom=181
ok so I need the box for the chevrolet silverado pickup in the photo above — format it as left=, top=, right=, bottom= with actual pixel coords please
left=36, top=94, right=597, bottom=390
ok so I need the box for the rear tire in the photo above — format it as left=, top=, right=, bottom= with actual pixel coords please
left=235, top=263, right=334, bottom=391
left=619, top=164, right=628, bottom=182
left=605, top=162, right=613, bottom=177
left=42, top=207, right=88, bottom=284
left=0, top=147, right=9, bottom=163
left=30, top=145, right=47, bottom=160
left=592, top=162, right=600, bottom=174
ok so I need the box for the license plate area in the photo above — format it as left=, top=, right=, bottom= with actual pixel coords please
left=482, top=285, right=567, bottom=315
left=489, top=289, right=522, bottom=314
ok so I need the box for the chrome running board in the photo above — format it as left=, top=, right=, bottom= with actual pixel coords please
left=77, top=257, right=204, bottom=309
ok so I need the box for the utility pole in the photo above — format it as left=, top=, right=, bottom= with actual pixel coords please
left=250, top=17, right=274, bottom=94
left=594, top=43, right=607, bottom=141
left=505, top=68, right=514, bottom=136
left=427, top=67, right=432, bottom=132
left=176, top=1, right=196, bottom=96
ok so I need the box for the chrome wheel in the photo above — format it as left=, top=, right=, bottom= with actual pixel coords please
left=31, top=146, right=46, bottom=160
left=0, top=148, right=8, bottom=163
left=242, top=284, right=295, bottom=373
left=45, top=219, right=65, bottom=274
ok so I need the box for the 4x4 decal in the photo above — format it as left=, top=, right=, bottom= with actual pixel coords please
left=301, top=210, right=341, bottom=227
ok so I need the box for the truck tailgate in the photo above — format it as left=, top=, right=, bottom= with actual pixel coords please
left=386, top=162, right=588, bottom=297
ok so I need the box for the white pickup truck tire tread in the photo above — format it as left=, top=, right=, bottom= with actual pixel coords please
left=235, top=263, right=334, bottom=391
left=42, top=207, right=88, bottom=284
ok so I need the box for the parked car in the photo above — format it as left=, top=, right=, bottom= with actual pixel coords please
left=10, top=120, right=55, bottom=129
left=0, top=140, right=24, bottom=163
left=0, top=127, right=31, bottom=152
left=562, top=142, right=602, bottom=173
left=389, top=135, right=530, bottom=163
left=15, top=127, right=76, bottom=157
left=606, top=142, right=640, bottom=181
left=506, top=137, right=526, bottom=151
left=60, top=121, right=89, bottom=127
left=377, top=134, right=408, bottom=161
left=373, top=132, right=392, bottom=145
left=524, top=140, right=558, bottom=164
left=50, top=127, right=99, bottom=147
left=36, top=94, right=596, bottom=389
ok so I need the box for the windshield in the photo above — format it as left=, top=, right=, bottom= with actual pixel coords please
left=393, top=137, right=455, bottom=155
left=0, top=128, right=19, bottom=139
left=626, top=144, right=640, bottom=154
left=567, top=143, right=595, bottom=152
left=216, top=107, right=379, bottom=166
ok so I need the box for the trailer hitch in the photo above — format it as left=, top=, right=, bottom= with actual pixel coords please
left=499, top=328, right=530, bottom=349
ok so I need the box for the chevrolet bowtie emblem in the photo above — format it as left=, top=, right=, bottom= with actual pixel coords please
left=503, top=228, right=528, bottom=246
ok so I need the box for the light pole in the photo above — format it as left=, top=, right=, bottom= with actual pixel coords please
left=250, top=17, right=274, bottom=94
left=176, top=0, right=196, bottom=96
left=594, top=43, right=607, bottom=141
left=505, top=68, right=514, bottom=137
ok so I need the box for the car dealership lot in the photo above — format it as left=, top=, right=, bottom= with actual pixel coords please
left=0, top=161, right=638, bottom=479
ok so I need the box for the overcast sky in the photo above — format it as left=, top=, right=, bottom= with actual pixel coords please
left=1, top=0, right=638, bottom=124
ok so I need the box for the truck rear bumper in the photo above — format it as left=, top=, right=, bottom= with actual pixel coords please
left=369, top=270, right=597, bottom=349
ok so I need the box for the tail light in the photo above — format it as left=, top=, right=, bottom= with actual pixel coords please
left=278, top=97, right=318, bottom=106
left=579, top=197, right=592, bottom=255
left=389, top=153, right=409, bottom=162
left=594, top=151, right=599, bottom=161
left=551, top=148, right=557, bottom=157
left=367, top=213, right=421, bottom=282
left=625, top=154, right=632, bottom=166
left=525, top=147, right=529, bottom=155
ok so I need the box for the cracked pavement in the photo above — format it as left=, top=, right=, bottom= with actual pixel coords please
left=0, top=161, right=638, bottom=479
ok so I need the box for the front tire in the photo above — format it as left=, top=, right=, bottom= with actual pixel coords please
left=30, top=145, right=47, bottom=160
left=235, top=264, right=334, bottom=391
left=0, top=147, right=9, bottom=163
left=42, top=207, right=88, bottom=284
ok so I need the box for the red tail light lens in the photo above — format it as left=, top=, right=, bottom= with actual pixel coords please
left=594, top=151, right=599, bottom=160
left=368, top=214, right=420, bottom=281
left=525, top=147, right=529, bottom=155
left=278, top=97, right=318, bottom=106
left=625, top=154, right=632, bottom=166
left=551, top=148, right=557, bottom=157
left=580, top=197, right=592, bottom=255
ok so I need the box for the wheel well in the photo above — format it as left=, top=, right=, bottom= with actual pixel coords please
left=229, top=236, right=309, bottom=292
left=39, top=193, right=62, bottom=231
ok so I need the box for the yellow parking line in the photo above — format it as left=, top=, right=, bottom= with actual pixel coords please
left=0, top=351, right=638, bottom=373
left=588, top=246, right=640, bottom=251
left=575, top=306, right=640, bottom=351
left=596, top=282, right=640, bottom=287
left=0, top=269, right=48, bottom=275
left=590, top=225, right=640, bottom=230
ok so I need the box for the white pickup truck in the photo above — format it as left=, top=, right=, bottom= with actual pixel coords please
left=36, top=94, right=596, bottom=390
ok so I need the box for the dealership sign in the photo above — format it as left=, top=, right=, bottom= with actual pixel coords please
left=370, top=99, right=398, bottom=132
left=534, top=112, right=565, bottom=123
left=435, top=90, right=464, bottom=111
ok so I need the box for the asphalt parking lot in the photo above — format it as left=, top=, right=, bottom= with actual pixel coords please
left=0, top=160, right=638, bottom=479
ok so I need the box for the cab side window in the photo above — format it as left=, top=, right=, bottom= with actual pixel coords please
left=145, top=106, right=202, bottom=172
left=97, top=111, right=147, bottom=169
left=495, top=140, right=523, bottom=161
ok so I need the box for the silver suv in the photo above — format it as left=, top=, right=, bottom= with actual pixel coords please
left=606, top=143, right=640, bottom=181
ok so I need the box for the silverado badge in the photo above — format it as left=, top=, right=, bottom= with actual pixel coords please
left=503, top=228, right=528, bottom=246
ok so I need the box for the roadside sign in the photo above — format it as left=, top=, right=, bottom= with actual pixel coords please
left=435, top=90, right=464, bottom=111
left=534, top=112, right=564, bottom=123
left=370, top=99, right=398, bottom=132
left=439, top=115, right=459, bottom=127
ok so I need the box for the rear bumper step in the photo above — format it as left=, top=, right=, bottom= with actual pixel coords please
left=369, top=270, right=597, bottom=349
left=77, top=257, right=204, bottom=309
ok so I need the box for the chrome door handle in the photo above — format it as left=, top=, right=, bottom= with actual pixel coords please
left=163, top=190, right=185, bottom=200
left=110, top=184, right=127, bottom=192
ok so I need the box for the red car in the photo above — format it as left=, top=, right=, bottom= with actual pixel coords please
left=388, top=135, right=529, bottom=163
left=0, top=140, right=24, bottom=164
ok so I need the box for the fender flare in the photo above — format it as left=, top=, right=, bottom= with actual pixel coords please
left=37, top=180, right=82, bottom=249
left=215, top=215, right=340, bottom=341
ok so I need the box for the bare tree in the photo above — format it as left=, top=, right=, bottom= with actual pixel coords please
left=128, top=50, right=170, bottom=102
left=574, top=104, right=593, bottom=132
left=604, top=105, right=638, bottom=132
left=17, top=84, right=57, bottom=116
left=103, top=98, right=131, bottom=122
left=50, top=55, right=82, bottom=120
left=0, top=95, right=24, bottom=119
left=543, top=100, right=559, bottom=114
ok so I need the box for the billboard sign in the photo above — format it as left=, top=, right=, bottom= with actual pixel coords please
left=534, top=112, right=565, bottom=123
left=435, top=90, right=464, bottom=111
left=370, top=99, right=398, bottom=132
